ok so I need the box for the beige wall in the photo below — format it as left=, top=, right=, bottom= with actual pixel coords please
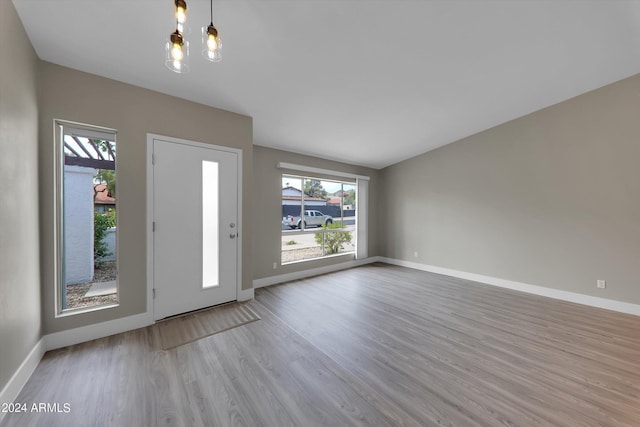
left=381, top=74, right=640, bottom=305
left=0, top=0, right=41, bottom=392
left=38, top=63, right=253, bottom=334
left=253, top=146, right=380, bottom=280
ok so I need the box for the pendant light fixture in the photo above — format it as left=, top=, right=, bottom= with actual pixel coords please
left=201, top=0, right=222, bottom=62
left=166, top=0, right=189, bottom=73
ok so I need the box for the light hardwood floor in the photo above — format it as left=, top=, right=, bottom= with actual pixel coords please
left=2, top=263, right=639, bottom=426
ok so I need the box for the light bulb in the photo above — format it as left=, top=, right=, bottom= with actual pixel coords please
left=171, top=43, right=184, bottom=61
left=176, top=7, right=186, bottom=23
left=207, top=34, right=218, bottom=51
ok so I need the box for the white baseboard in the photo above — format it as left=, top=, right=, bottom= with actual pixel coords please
left=238, top=288, right=254, bottom=301
left=379, top=257, right=640, bottom=317
left=44, top=311, right=154, bottom=351
left=253, top=257, right=380, bottom=289
left=0, top=338, right=46, bottom=421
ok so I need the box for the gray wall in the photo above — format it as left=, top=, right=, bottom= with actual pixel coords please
left=381, top=73, right=640, bottom=305
left=252, top=146, right=380, bottom=280
left=38, top=62, right=253, bottom=334
left=0, top=0, right=41, bottom=393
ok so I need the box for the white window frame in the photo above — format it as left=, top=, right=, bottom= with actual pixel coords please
left=278, top=162, right=369, bottom=264
left=54, top=120, right=119, bottom=317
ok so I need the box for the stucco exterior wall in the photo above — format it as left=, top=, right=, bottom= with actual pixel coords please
left=63, top=165, right=95, bottom=285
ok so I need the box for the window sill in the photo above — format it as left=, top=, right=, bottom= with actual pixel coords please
left=281, top=251, right=355, bottom=266
left=56, top=302, right=120, bottom=318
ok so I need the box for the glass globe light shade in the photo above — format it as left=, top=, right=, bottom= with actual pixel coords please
left=201, top=24, right=222, bottom=62
left=165, top=31, right=190, bottom=73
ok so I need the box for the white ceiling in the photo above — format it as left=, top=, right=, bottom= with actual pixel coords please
left=13, top=0, right=640, bottom=169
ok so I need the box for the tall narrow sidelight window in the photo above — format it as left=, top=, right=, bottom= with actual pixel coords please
left=202, top=160, right=220, bottom=288
left=55, top=121, right=119, bottom=315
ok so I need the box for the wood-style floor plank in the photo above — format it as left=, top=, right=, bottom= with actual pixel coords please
left=2, top=262, right=639, bottom=426
left=257, top=263, right=640, bottom=427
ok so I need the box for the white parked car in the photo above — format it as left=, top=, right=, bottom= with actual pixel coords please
left=282, top=210, right=333, bottom=229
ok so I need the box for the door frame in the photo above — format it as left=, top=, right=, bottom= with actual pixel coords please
left=145, top=133, right=243, bottom=320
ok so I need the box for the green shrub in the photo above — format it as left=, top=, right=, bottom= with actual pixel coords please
left=94, top=209, right=116, bottom=265
left=315, top=222, right=352, bottom=255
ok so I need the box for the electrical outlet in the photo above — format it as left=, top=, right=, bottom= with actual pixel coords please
left=597, top=279, right=606, bottom=289
left=414, top=251, right=419, bottom=258
left=273, top=262, right=278, bottom=270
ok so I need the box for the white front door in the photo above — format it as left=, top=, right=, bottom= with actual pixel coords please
left=152, top=137, right=239, bottom=320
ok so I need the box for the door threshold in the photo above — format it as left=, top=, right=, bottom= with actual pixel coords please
left=156, top=299, right=239, bottom=322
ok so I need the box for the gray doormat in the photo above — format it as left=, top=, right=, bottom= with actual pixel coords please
left=158, top=302, right=260, bottom=350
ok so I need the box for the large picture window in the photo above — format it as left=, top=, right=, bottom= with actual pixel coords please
left=55, top=121, right=119, bottom=315
left=281, top=174, right=357, bottom=264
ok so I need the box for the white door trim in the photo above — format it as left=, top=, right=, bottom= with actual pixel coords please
left=146, top=133, right=243, bottom=320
